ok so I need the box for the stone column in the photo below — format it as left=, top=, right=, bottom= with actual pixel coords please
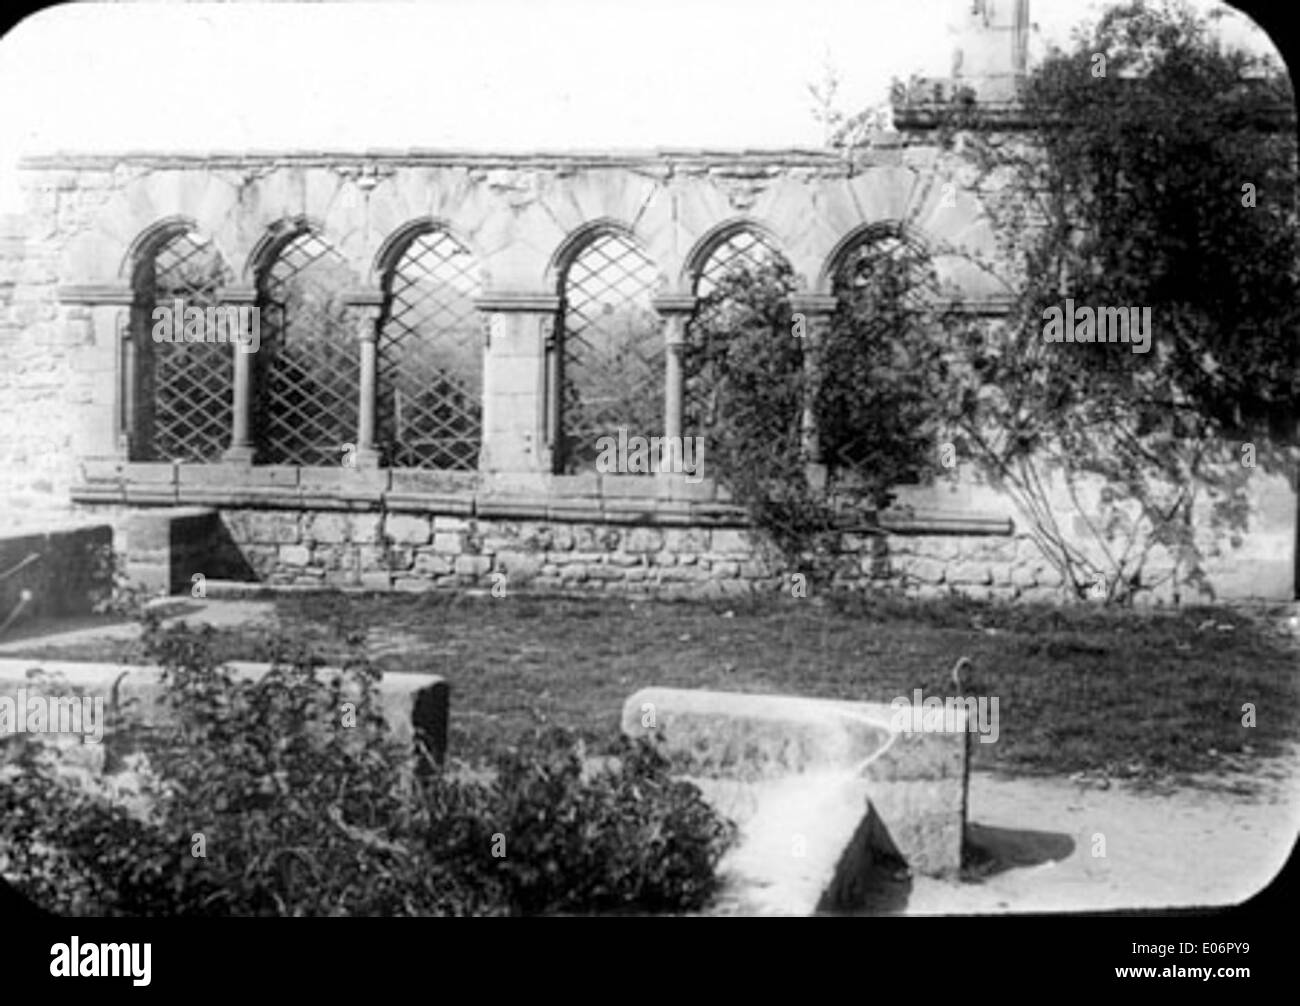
left=55, top=284, right=134, bottom=459
left=473, top=292, right=561, bottom=478
left=790, top=293, right=838, bottom=490
left=221, top=286, right=258, bottom=464
left=346, top=292, right=385, bottom=469
left=651, top=294, right=696, bottom=444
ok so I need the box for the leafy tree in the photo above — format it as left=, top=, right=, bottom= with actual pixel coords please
left=882, top=0, right=1298, bottom=602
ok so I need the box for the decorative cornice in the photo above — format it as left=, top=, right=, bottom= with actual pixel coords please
left=57, top=284, right=133, bottom=305
left=21, top=148, right=858, bottom=173
left=474, top=292, right=561, bottom=313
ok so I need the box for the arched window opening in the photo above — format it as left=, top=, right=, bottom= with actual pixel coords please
left=378, top=229, right=484, bottom=470
left=131, top=228, right=233, bottom=461
left=256, top=232, right=358, bottom=466
left=554, top=232, right=662, bottom=474
left=685, top=229, right=796, bottom=440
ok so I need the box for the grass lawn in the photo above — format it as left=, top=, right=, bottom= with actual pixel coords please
left=79, top=590, right=1296, bottom=786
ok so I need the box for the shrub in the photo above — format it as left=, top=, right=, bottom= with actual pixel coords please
left=0, top=620, right=735, bottom=916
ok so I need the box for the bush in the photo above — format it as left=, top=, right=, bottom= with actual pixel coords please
left=0, top=619, right=735, bottom=916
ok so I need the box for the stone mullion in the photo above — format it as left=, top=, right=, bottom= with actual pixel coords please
left=55, top=285, right=135, bottom=460
left=474, top=292, right=562, bottom=476
left=221, top=286, right=258, bottom=464
left=118, top=306, right=138, bottom=456
left=652, top=294, right=696, bottom=447
left=790, top=294, right=837, bottom=489
left=543, top=313, right=561, bottom=470
left=345, top=293, right=385, bottom=469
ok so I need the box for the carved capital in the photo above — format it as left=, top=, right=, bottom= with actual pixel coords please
left=789, top=293, right=839, bottom=316
left=651, top=293, right=697, bottom=316
left=474, top=292, right=561, bottom=314
left=57, top=284, right=133, bottom=305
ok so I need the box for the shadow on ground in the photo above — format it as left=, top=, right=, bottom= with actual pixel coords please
left=851, top=821, right=1076, bottom=915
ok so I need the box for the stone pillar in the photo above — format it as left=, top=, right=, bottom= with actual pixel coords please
left=790, top=293, right=838, bottom=490
left=474, top=292, right=560, bottom=477
left=55, top=285, right=134, bottom=459
left=222, top=286, right=258, bottom=464
left=346, top=292, right=385, bottom=468
left=652, top=294, right=696, bottom=444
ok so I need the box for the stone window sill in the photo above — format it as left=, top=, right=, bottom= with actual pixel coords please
left=71, top=459, right=1014, bottom=535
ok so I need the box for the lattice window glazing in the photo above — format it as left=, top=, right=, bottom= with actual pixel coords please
left=138, top=230, right=234, bottom=462
left=825, top=233, right=938, bottom=474
left=557, top=233, right=662, bottom=473
left=378, top=231, right=483, bottom=470
left=685, top=230, right=792, bottom=436
left=256, top=233, right=359, bottom=466
left=833, top=233, right=936, bottom=308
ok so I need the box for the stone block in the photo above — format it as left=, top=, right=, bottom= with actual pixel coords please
left=454, top=554, right=492, bottom=577
left=946, top=562, right=992, bottom=585
left=621, top=527, right=664, bottom=553
left=621, top=687, right=968, bottom=911
left=0, top=658, right=449, bottom=766
left=433, top=532, right=465, bottom=554
left=385, top=514, right=431, bottom=546
left=413, top=553, right=453, bottom=576
left=279, top=545, right=312, bottom=567
left=709, top=529, right=752, bottom=554
left=306, top=512, right=352, bottom=544
left=494, top=551, right=543, bottom=581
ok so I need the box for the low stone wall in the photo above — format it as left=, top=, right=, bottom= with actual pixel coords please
left=122, top=507, right=227, bottom=595
left=93, top=504, right=1065, bottom=602
left=0, top=659, right=449, bottom=766
left=0, top=523, right=113, bottom=621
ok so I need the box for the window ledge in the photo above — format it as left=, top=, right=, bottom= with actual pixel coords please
left=71, top=460, right=1013, bottom=535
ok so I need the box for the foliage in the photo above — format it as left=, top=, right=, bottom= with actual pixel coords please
left=684, top=257, right=835, bottom=568
left=877, top=0, right=1297, bottom=602
left=817, top=235, right=965, bottom=502
left=687, top=247, right=964, bottom=579
left=0, top=619, right=735, bottom=916
left=88, top=543, right=160, bottom=619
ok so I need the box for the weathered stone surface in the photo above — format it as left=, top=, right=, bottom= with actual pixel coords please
left=0, top=658, right=449, bottom=765
left=493, top=550, right=542, bottom=581
left=10, top=145, right=1290, bottom=605
left=453, top=554, right=491, bottom=577
left=621, top=527, right=664, bottom=553
left=0, top=522, right=113, bottom=617
left=278, top=544, right=312, bottom=567
left=709, top=529, right=752, bottom=554
left=622, top=686, right=968, bottom=912
left=412, top=552, right=453, bottom=576
left=432, top=532, right=465, bottom=554
left=384, top=514, right=431, bottom=546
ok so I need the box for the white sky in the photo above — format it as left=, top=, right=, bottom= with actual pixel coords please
left=0, top=0, right=1280, bottom=212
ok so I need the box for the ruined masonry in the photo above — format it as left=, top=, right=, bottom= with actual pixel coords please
left=0, top=141, right=1293, bottom=602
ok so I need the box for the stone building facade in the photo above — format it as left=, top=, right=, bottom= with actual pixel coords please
left=0, top=137, right=1293, bottom=603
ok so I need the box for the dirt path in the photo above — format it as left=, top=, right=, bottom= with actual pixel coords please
left=875, top=747, right=1299, bottom=914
